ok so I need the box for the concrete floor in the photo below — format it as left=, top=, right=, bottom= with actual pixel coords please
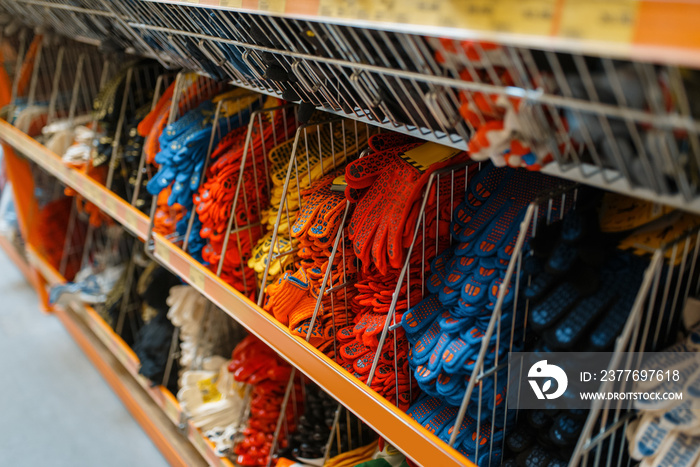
left=0, top=249, right=168, bottom=467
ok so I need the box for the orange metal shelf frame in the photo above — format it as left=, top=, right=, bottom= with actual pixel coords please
left=144, top=0, right=700, bottom=67
left=0, top=121, right=150, bottom=240
left=0, top=120, right=473, bottom=466
left=0, top=234, right=34, bottom=284
left=25, top=244, right=233, bottom=467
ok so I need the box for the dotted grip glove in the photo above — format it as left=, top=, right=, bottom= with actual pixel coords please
left=346, top=133, right=470, bottom=273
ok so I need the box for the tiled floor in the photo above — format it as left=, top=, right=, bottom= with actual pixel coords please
left=0, top=249, right=168, bottom=467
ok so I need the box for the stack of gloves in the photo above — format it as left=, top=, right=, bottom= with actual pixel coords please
left=325, top=133, right=471, bottom=411
left=138, top=75, right=221, bottom=237
left=504, top=193, right=699, bottom=466
left=250, top=120, right=368, bottom=288
left=502, top=409, right=588, bottom=467
left=152, top=187, right=187, bottom=237
left=195, top=101, right=297, bottom=297
left=344, top=133, right=469, bottom=273
left=431, top=39, right=559, bottom=171
left=37, top=196, right=84, bottom=280
left=177, top=356, right=245, bottom=437
left=398, top=164, right=562, bottom=465
left=145, top=88, right=260, bottom=252
left=138, top=74, right=223, bottom=165
left=228, top=336, right=303, bottom=466
left=524, top=195, right=649, bottom=353
left=263, top=171, right=359, bottom=352
left=133, top=265, right=182, bottom=393
left=283, top=384, right=376, bottom=463
left=431, top=38, right=691, bottom=194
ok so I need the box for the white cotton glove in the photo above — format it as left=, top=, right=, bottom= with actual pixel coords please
left=628, top=327, right=700, bottom=467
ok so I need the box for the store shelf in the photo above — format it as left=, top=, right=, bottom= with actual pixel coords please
left=0, top=120, right=472, bottom=467
left=143, top=0, right=700, bottom=66
left=0, top=121, right=150, bottom=240
left=25, top=244, right=234, bottom=467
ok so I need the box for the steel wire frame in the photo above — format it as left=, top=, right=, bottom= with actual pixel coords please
left=3, top=0, right=700, bottom=205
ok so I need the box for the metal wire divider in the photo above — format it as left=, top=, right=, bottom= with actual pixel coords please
left=130, top=72, right=176, bottom=209
left=93, top=60, right=163, bottom=193
left=255, top=116, right=372, bottom=304
left=139, top=72, right=297, bottom=324
left=2, top=37, right=110, bottom=281
left=568, top=225, right=700, bottom=467
left=206, top=102, right=298, bottom=299
left=29, top=161, right=89, bottom=282
left=252, top=117, right=373, bottom=466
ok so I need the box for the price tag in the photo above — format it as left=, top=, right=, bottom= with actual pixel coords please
left=362, top=0, right=402, bottom=23
left=402, top=142, right=461, bottom=172
left=197, top=376, right=222, bottom=403
left=257, top=0, right=286, bottom=13
left=104, top=195, right=117, bottom=214
left=319, top=0, right=358, bottom=19
left=493, top=0, right=555, bottom=36
left=559, top=0, right=638, bottom=43
left=402, top=0, right=444, bottom=26
left=189, top=265, right=206, bottom=290
left=190, top=426, right=209, bottom=455
left=89, top=183, right=105, bottom=203
left=125, top=209, right=138, bottom=230
left=439, top=0, right=494, bottom=31
left=163, top=397, right=180, bottom=423
left=219, top=0, right=242, bottom=6
left=155, top=241, right=170, bottom=262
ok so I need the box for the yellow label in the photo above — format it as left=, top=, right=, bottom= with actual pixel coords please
left=439, top=0, right=494, bottom=30
left=65, top=169, right=78, bottom=185
left=219, top=0, right=242, bottom=6
left=257, top=0, right=286, bottom=13
left=196, top=376, right=222, bottom=404
left=125, top=209, right=138, bottom=230
left=191, top=427, right=209, bottom=456
left=319, top=0, right=358, bottom=18
left=362, top=0, right=403, bottom=23
left=105, top=195, right=117, bottom=214
left=83, top=183, right=99, bottom=202
left=155, top=241, right=170, bottom=262
left=493, top=0, right=555, bottom=35
left=331, top=174, right=347, bottom=191
left=189, top=265, right=206, bottom=290
left=163, top=397, right=180, bottom=423
left=401, top=142, right=461, bottom=172
left=559, top=0, right=638, bottom=43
